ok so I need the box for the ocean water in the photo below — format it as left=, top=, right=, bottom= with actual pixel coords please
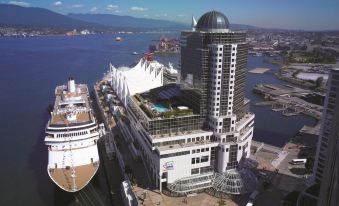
left=0, top=34, right=315, bottom=205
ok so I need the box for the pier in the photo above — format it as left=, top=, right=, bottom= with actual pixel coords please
left=249, top=67, right=270, bottom=74
left=254, top=84, right=323, bottom=120
left=93, top=78, right=139, bottom=206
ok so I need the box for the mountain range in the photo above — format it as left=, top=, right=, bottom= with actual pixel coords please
left=0, top=4, right=103, bottom=28
left=0, top=4, right=260, bottom=31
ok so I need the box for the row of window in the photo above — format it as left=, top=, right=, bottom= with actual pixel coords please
left=187, top=135, right=211, bottom=143
left=160, top=150, right=190, bottom=158
left=191, top=166, right=214, bottom=175
left=221, top=145, right=242, bottom=153
left=192, top=147, right=210, bottom=154
left=56, top=131, right=88, bottom=138
left=191, top=155, right=209, bottom=164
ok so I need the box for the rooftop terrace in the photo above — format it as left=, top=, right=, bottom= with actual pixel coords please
left=131, top=84, right=195, bottom=120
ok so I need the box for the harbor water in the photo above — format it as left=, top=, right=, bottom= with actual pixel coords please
left=0, top=34, right=315, bottom=205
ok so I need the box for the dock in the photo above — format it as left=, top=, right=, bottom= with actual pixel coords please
left=253, top=84, right=323, bottom=120
left=94, top=78, right=139, bottom=206
left=249, top=67, right=270, bottom=74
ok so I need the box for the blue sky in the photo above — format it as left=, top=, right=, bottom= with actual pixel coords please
left=4, top=0, right=339, bottom=30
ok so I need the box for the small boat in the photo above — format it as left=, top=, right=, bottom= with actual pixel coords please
left=132, top=52, right=138, bottom=55
left=115, top=37, right=122, bottom=41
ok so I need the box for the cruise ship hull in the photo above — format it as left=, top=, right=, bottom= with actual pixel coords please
left=45, top=78, right=104, bottom=193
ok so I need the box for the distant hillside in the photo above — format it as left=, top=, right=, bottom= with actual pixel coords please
left=68, top=13, right=188, bottom=30
left=0, top=4, right=103, bottom=28
left=0, top=4, right=276, bottom=32
left=230, top=23, right=260, bottom=30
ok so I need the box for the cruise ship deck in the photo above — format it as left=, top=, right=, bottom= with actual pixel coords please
left=48, top=162, right=99, bottom=192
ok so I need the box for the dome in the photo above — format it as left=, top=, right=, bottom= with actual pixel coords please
left=196, top=10, right=229, bottom=32
left=212, top=168, right=258, bottom=194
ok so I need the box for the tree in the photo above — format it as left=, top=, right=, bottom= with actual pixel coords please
left=315, top=76, right=324, bottom=88
left=218, top=198, right=226, bottom=206
left=305, top=157, right=315, bottom=174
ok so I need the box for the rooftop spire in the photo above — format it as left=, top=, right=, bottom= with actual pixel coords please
left=191, top=15, right=197, bottom=31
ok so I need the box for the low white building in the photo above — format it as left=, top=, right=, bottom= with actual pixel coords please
left=109, top=57, right=164, bottom=106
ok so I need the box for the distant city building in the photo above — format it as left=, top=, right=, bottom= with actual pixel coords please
left=149, top=36, right=180, bottom=53
left=313, top=68, right=339, bottom=206
left=112, top=11, right=257, bottom=194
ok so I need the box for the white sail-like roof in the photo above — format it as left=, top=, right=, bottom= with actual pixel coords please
left=109, top=58, right=163, bottom=106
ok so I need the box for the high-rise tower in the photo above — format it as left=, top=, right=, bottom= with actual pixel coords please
left=121, top=10, right=256, bottom=195
left=181, top=11, right=254, bottom=173
left=313, top=68, right=339, bottom=206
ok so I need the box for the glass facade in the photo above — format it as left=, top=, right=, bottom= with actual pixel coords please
left=180, top=31, right=248, bottom=127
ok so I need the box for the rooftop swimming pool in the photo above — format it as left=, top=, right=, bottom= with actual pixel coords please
left=154, top=103, right=168, bottom=113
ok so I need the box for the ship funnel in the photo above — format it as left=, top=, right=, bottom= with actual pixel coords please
left=68, top=77, right=76, bottom=93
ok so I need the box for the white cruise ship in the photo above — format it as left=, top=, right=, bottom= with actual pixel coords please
left=45, top=78, right=105, bottom=192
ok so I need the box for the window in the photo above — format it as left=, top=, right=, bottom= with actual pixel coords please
left=191, top=158, right=196, bottom=164
left=206, top=148, right=209, bottom=151
left=197, top=149, right=200, bottom=153
left=201, top=156, right=209, bottom=162
left=201, top=148, right=205, bottom=152
left=192, top=150, right=196, bottom=154
left=188, top=138, right=191, bottom=142
left=191, top=168, right=199, bottom=175
left=196, top=157, right=200, bottom=163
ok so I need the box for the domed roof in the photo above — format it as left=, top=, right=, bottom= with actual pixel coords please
left=196, top=11, right=229, bottom=31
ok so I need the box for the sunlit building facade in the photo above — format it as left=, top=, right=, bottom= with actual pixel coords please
left=119, top=11, right=257, bottom=194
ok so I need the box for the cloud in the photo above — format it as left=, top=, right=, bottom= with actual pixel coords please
left=163, top=13, right=167, bottom=17
left=8, top=1, right=30, bottom=7
left=177, top=14, right=185, bottom=17
left=90, top=6, right=98, bottom=12
left=106, top=4, right=118, bottom=11
left=129, top=6, right=148, bottom=12
left=53, top=1, right=62, bottom=6
left=71, top=4, right=83, bottom=8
